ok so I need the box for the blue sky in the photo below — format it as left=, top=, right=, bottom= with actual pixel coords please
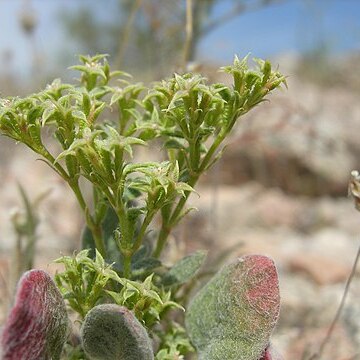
left=201, top=0, right=360, bottom=62
left=0, top=0, right=359, bottom=77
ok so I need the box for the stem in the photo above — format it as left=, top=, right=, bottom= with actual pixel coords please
left=42, top=149, right=87, bottom=214
left=114, top=0, right=143, bottom=69
left=199, top=131, right=226, bottom=173
left=170, top=175, right=199, bottom=225
left=41, top=150, right=86, bottom=211
left=113, top=192, right=134, bottom=274
left=183, top=0, right=193, bottom=68
left=68, top=180, right=87, bottom=213
left=115, top=199, right=129, bottom=246
left=153, top=224, right=170, bottom=259
left=72, top=184, right=106, bottom=257
left=153, top=174, right=199, bottom=258
left=89, top=223, right=106, bottom=258
left=73, top=179, right=106, bottom=257
left=189, top=138, right=199, bottom=173
left=132, top=211, right=155, bottom=253
left=170, top=131, right=226, bottom=224
left=69, top=181, right=106, bottom=256
left=42, top=149, right=108, bottom=256
left=43, top=152, right=110, bottom=257
left=42, top=150, right=71, bottom=181
left=123, top=254, right=132, bottom=278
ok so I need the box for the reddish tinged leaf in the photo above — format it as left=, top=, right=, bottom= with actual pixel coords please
left=1, top=270, right=69, bottom=360
left=186, top=255, right=280, bottom=360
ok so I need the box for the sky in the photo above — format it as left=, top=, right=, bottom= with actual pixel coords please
left=0, top=0, right=359, bottom=78
left=201, top=0, right=360, bottom=62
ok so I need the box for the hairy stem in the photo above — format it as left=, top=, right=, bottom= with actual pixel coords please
left=90, top=223, right=106, bottom=258
left=123, top=253, right=132, bottom=278
left=153, top=174, right=198, bottom=258
left=132, top=210, right=155, bottom=253
left=68, top=180, right=87, bottom=213
left=153, top=224, right=170, bottom=259
left=70, top=181, right=106, bottom=257
left=44, top=150, right=108, bottom=256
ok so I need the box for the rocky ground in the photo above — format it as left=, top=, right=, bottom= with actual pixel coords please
left=1, top=60, right=360, bottom=359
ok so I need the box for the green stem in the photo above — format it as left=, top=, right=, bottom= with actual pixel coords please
left=41, top=150, right=71, bottom=182
left=123, top=253, right=132, bottom=278
left=189, top=138, right=200, bottom=173
left=198, top=131, right=226, bottom=173
left=43, top=149, right=108, bottom=256
left=153, top=224, right=171, bottom=258
left=169, top=174, right=199, bottom=225
left=68, top=181, right=107, bottom=254
left=73, top=181, right=106, bottom=257
left=115, top=200, right=129, bottom=245
left=68, top=180, right=87, bottom=213
left=89, top=223, right=106, bottom=257
left=132, top=210, right=155, bottom=253
left=153, top=174, right=198, bottom=258
left=42, top=149, right=88, bottom=214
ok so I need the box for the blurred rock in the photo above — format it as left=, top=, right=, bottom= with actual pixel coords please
left=250, top=188, right=303, bottom=228
left=285, top=324, right=356, bottom=360
left=288, top=254, right=350, bottom=285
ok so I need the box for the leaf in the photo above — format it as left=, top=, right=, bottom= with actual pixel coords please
left=1, top=270, right=69, bottom=360
left=162, top=250, right=207, bottom=286
left=175, top=182, right=195, bottom=197
left=81, top=304, right=154, bottom=360
left=132, top=257, right=162, bottom=272
left=125, top=108, right=143, bottom=122
left=110, top=89, right=124, bottom=105
left=138, top=127, right=157, bottom=141
left=163, top=138, right=186, bottom=150
left=185, top=255, right=280, bottom=360
left=71, top=110, right=87, bottom=123
left=123, top=162, right=160, bottom=177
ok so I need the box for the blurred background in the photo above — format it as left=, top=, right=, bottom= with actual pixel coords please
left=1, top=0, right=360, bottom=358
